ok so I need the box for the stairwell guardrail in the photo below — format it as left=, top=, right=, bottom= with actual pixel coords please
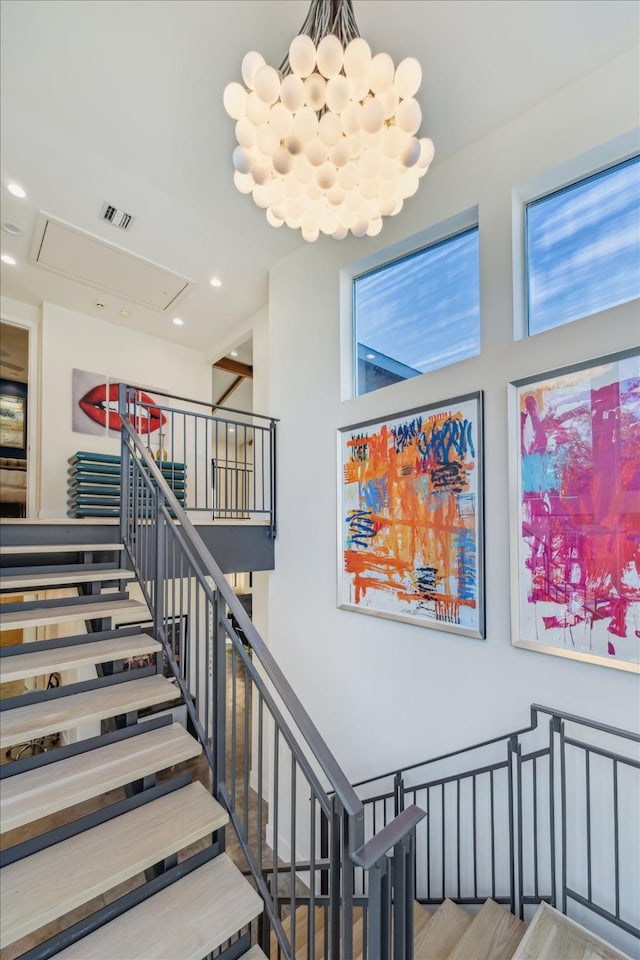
left=346, top=704, right=640, bottom=958
left=117, top=382, right=277, bottom=534
left=118, top=384, right=421, bottom=959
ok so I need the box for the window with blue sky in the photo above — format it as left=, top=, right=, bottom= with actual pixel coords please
left=354, top=226, right=480, bottom=397
left=526, top=155, right=640, bottom=335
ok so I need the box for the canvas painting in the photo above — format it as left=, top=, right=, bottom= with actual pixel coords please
left=0, top=394, right=25, bottom=448
left=338, top=392, right=484, bottom=637
left=72, top=368, right=109, bottom=436
left=510, top=348, right=640, bottom=672
left=107, top=379, right=167, bottom=439
left=72, top=369, right=166, bottom=438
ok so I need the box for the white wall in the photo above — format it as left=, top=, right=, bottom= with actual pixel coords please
left=39, top=302, right=211, bottom=518
left=266, top=47, right=640, bottom=791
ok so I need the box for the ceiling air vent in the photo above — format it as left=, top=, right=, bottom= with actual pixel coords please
left=101, top=203, right=134, bottom=231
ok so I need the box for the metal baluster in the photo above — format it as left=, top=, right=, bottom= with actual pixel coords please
left=473, top=774, right=478, bottom=900
left=560, top=722, right=567, bottom=915
left=534, top=757, right=539, bottom=901
left=456, top=780, right=461, bottom=900
left=490, top=771, right=496, bottom=900
left=243, top=656, right=249, bottom=839
left=613, top=758, right=619, bottom=919
left=309, top=794, right=316, bottom=960
left=290, top=756, right=297, bottom=959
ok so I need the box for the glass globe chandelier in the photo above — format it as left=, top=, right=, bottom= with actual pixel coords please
left=223, top=0, right=434, bottom=242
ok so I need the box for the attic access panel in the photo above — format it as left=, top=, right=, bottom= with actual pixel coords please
left=31, top=214, right=193, bottom=311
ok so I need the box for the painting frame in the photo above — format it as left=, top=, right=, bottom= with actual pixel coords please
left=337, top=391, right=485, bottom=639
left=116, top=616, right=188, bottom=678
left=0, top=393, right=26, bottom=449
left=509, top=347, right=640, bottom=674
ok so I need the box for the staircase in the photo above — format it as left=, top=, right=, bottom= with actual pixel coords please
left=0, top=540, right=267, bottom=960
left=2, top=381, right=636, bottom=960
left=273, top=897, right=631, bottom=960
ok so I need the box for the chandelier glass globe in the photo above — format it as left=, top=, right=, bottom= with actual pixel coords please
left=223, top=0, right=434, bottom=242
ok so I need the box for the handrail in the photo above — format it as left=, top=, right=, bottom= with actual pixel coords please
left=352, top=805, right=426, bottom=870
left=119, top=384, right=434, bottom=957
left=346, top=696, right=639, bottom=951
left=119, top=380, right=278, bottom=424
left=352, top=702, right=639, bottom=790
left=530, top=703, right=640, bottom=742
left=118, top=403, right=362, bottom=820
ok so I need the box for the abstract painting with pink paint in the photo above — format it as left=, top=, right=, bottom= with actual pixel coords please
left=514, top=350, right=640, bottom=670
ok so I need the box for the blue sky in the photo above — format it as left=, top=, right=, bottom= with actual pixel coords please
left=527, top=156, right=640, bottom=333
left=355, top=156, right=639, bottom=389
left=354, top=227, right=480, bottom=378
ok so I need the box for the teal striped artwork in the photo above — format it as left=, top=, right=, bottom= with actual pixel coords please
left=68, top=451, right=187, bottom=518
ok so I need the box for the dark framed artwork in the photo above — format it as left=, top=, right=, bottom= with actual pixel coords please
left=117, top=616, right=187, bottom=678
left=338, top=391, right=484, bottom=638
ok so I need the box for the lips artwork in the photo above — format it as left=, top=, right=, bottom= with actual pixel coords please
left=78, top=381, right=166, bottom=435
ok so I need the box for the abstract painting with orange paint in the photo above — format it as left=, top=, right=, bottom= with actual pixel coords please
left=339, top=393, right=484, bottom=638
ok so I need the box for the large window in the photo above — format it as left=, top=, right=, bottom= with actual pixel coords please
left=526, top=155, right=640, bottom=335
left=353, top=226, right=480, bottom=397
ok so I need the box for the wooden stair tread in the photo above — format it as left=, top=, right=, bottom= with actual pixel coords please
left=0, top=597, right=147, bottom=631
left=447, top=899, right=526, bottom=960
left=0, top=781, right=228, bottom=949
left=0, top=568, right=134, bottom=590
left=0, top=544, right=124, bottom=556
left=511, top=902, right=630, bottom=960
left=0, top=675, right=180, bottom=749
left=272, top=905, right=364, bottom=959
left=413, top=901, right=433, bottom=944
left=50, top=853, right=263, bottom=960
left=414, top=899, right=473, bottom=960
left=1, top=723, right=201, bottom=834
left=0, top=634, right=160, bottom=683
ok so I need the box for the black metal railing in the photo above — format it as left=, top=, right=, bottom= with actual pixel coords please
left=118, top=384, right=420, bottom=960
left=118, top=383, right=277, bottom=534
left=349, top=704, right=640, bottom=956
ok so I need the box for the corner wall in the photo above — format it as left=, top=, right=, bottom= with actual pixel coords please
left=266, top=47, right=640, bottom=786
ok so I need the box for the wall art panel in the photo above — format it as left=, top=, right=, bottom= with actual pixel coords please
left=338, top=392, right=484, bottom=638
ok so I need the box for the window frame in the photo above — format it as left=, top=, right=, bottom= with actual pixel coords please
left=512, top=130, right=640, bottom=341
left=340, top=206, right=480, bottom=401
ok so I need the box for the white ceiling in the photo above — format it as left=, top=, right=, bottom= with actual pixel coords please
left=1, top=0, right=638, bottom=354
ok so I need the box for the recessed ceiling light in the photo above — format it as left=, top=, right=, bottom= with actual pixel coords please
left=172, top=317, right=184, bottom=326
left=366, top=353, right=376, bottom=360
left=7, top=183, right=26, bottom=199
left=230, top=350, right=239, bottom=357
left=2, top=222, right=21, bottom=236
left=229, top=427, right=235, bottom=433
left=1, top=253, right=17, bottom=266
left=120, top=309, right=130, bottom=319
left=210, top=277, right=222, bottom=288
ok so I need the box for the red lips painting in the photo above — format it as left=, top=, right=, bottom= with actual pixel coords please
left=73, top=369, right=166, bottom=437
left=79, top=382, right=166, bottom=434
